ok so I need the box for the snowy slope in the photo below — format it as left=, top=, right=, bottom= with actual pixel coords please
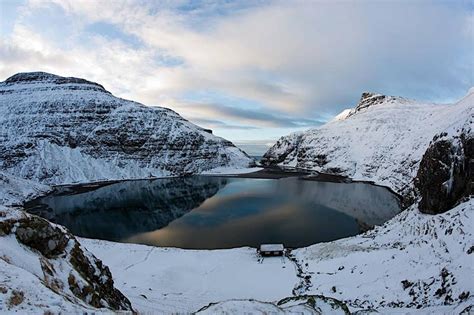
left=0, top=172, right=50, bottom=207
left=293, top=198, right=474, bottom=312
left=80, top=240, right=297, bottom=313
left=0, top=72, right=254, bottom=185
left=262, top=91, right=473, bottom=198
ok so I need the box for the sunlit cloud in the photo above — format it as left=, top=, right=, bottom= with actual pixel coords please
left=0, top=0, right=472, bottom=147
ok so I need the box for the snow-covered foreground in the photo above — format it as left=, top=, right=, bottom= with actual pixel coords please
left=294, top=199, right=473, bottom=312
left=81, top=240, right=296, bottom=313
left=82, top=198, right=473, bottom=314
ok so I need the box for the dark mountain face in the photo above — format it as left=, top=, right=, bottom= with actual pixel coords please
left=415, top=125, right=473, bottom=214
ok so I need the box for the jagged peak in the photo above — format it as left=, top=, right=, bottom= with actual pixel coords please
left=346, top=91, right=407, bottom=118
left=3, top=71, right=109, bottom=93
left=355, top=92, right=389, bottom=110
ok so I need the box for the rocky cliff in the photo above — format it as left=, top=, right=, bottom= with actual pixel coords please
left=415, top=118, right=473, bottom=214
left=262, top=89, right=473, bottom=205
left=0, top=72, right=253, bottom=185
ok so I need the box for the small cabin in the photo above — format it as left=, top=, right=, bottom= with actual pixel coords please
left=259, top=244, right=285, bottom=257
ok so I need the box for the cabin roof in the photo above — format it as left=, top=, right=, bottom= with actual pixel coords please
left=260, top=244, right=284, bottom=252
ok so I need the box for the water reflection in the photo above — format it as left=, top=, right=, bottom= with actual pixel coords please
left=27, top=176, right=401, bottom=249
left=26, top=177, right=227, bottom=241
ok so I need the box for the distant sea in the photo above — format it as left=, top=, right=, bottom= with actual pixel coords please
left=250, top=155, right=262, bottom=163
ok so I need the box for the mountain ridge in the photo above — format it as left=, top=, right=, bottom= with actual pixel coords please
left=0, top=71, right=254, bottom=185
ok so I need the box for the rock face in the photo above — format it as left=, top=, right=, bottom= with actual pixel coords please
left=415, top=120, right=473, bottom=214
left=0, top=72, right=253, bottom=185
left=0, top=208, right=134, bottom=312
left=262, top=89, right=473, bottom=203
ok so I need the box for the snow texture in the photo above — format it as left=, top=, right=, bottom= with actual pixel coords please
left=262, top=90, right=474, bottom=198
left=0, top=207, right=133, bottom=313
left=81, top=198, right=473, bottom=314
left=0, top=172, right=50, bottom=207
left=0, top=72, right=254, bottom=185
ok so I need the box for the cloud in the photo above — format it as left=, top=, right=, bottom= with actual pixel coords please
left=0, top=0, right=472, bottom=141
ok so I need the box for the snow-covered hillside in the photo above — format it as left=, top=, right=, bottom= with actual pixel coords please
left=0, top=72, right=254, bottom=185
left=0, top=172, right=50, bottom=207
left=262, top=91, right=473, bottom=199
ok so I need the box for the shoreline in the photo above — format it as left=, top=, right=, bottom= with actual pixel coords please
left=22, top=166, right=404, bottom=209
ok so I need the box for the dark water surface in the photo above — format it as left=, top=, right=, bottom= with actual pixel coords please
left=26, top=176, right=401, bottom=249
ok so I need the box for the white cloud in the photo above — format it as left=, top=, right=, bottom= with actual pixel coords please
left=0, top=0, right=472, bottom=140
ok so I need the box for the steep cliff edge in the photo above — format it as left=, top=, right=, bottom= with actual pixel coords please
left=0, top=72, right=253, bottom=185
left=414, top=117, right=473, bottom=214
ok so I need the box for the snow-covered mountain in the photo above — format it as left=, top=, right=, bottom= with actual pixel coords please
left=262, top=90, right=473, bottom=200
left=0, top=72, right=254, bottom=185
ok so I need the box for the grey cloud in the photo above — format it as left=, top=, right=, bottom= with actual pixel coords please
left=188, top=118, right=259, bottom=130
left=187, top=102, right=325, bottom=128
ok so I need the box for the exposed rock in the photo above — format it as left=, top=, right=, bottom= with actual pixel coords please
left=415, top=121, right=473, bottom=214
left=261, top=132, right=302, bottom=166
left=0, top=71, right=253, bottom=185
left=15, top=216, right=70, bottom=258
left=68, top=243, right=132, bottom=310
left=277, top=295, right=351, bottom=314
left=347, top=92, right=407, bottom=118
left=8, top=290, right=24, bottom=308
left=0, top=209, right=134, bottom=312
left=196, top=295, right=351, bottom=314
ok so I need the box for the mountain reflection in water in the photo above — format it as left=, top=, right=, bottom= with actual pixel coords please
left=27, top=176, right=401, bottom=249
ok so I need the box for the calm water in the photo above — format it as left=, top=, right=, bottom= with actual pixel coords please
left=26, top=176, right=401, bottom=249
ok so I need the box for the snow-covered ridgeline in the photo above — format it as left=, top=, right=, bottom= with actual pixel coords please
left=0, top=72, right=254, bottom=185
left=262, top=90, right=473, bottom=199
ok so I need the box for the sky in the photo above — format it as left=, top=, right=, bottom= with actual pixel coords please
left=0, top=0, right=473, bottom=155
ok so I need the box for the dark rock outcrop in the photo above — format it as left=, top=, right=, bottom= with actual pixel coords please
left=1, top=212, right=134, bottom=312
left=15, top=216, right=70, bottom=258
left=415, top=125, right=473, bottom=214
left=346, top=92, right=405, bottom=118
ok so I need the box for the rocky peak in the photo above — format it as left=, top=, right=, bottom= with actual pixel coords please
left=355, top=92, right=388, bottom=111
left=3, top=72, right=109, bottom=93
left=345, top=92, right=405, bottom=118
